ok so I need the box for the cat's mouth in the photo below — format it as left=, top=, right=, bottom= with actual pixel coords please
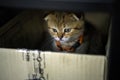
left=60, top=37, right=69, bottom=42
left=54, top=37, right=68, bottom=42
left=59, top=39, right=66, bottom=42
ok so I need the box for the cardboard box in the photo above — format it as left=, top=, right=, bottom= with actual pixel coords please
left=0, top=48, right=107, bottom=80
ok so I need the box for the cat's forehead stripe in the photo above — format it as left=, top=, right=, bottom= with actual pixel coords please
left=53, top=13, right=65, bottom=28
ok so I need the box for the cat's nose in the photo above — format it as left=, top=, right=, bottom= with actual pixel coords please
left=58, top=34, right=64, bottom=40
left=60, top=36, right=63, bottom=40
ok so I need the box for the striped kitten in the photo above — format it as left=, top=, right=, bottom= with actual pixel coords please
left=44, top=12, right=84, bottom=52
left=44, top=12, right=105, bottom=54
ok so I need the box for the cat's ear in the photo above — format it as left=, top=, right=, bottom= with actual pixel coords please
left=70, top=12, right=84, bottom=21
left=71, top=14, right=80, bottom=21
left=44, top=15, right=50, bottom=21
left=44, top=11, right=55, bottom=21
left=74, top=12, right=84, bottom=20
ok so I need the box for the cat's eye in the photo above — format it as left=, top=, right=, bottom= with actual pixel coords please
left=64, top=28, right=71, bottom=32
left=52, top=29, right=57, bottom=32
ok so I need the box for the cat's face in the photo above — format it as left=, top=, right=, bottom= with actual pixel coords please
left=44, top=12, right=85, bottom=43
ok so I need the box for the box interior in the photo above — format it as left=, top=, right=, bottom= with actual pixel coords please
left=0, top=9, right=111, bottom=55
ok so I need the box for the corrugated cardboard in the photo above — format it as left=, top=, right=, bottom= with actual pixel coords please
left=0, top=48, right=106, bottom=80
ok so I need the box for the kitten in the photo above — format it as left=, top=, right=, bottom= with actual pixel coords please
left=43, top=12, right=105, bottom=54
left=44, top=12, right=84, bottom=51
